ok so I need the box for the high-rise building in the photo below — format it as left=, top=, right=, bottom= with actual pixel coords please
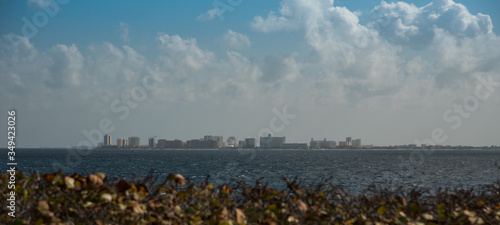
left=128, top=137, right=140, bottom=147
left=104, top=134, right=112, bottom=146
left=227, top=136, right=237, bottom=147
left=352, top=139, right=362, bottom=147
left=149, top=137, right=155, bottom=148
left=245, top=138, right=256, bottom=148
left=346, top=137, right=352, bottom=146
left=238, top=141, right=245, bottom=148
left=260, top=134, right=285, bottom=149
left=216, top=136, right=223, bottom=147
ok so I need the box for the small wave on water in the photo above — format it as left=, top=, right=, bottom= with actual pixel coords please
left=4, top=148, right=500, bottom=192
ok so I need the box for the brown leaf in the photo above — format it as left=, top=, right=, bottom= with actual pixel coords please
left=43, top=174, right=55, bottom=184
left=96, top=172, right=106, bottom=181
left=88, top=174, right=103, bottom=187
left=297, top=200, right=307, bottom=212
left=236, top=208, right=246, bottom=224
left=37, top=201, right=51, bottom=216
left=175, top=174, right=185, bottom=186
left=64, top=176, right=75, bottom=189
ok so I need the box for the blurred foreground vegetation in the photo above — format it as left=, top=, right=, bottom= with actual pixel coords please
left=1, top=171, right=500, bottom=224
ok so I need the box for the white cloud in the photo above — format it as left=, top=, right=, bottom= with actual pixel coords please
left=0, top=35, right=155, bottom=112
left=0, top=32, right=264, bottom=111
left=44, top=44, right=83, bottom=88
left=154, top=34, right=264, bottom=103
left=368, top=0, right=493, bottom=49
left=157, top=34, right=215, bottom=72
left=86, top=42, right=146, bottom=85
left=197, top=9, right=219, bottom=21
left=222, top=30, right=251, bottom=49
left=252, top=0, right=405, bottom=104
left=252, top=0, right=334, bottom=32
left=366, top=0, right=499, bottom=91
left=252, top=12, right=299, bottom=33
left=0, top=35, right=41, bottom=96
left=260, top=55, right=301, bottom=83
left=118, top=22, right=130, bottom=42
left=251, top=0, right=500, bottom=109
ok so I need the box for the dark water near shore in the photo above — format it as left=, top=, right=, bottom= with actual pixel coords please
left=3, top=148, right=500, bottom=192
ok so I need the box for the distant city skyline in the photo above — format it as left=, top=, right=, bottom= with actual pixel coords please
left=99, top=133, right=367, bottom=149
left=2, top=0, right=500, bottom=148
left=97, top=132, right=498, bottom=150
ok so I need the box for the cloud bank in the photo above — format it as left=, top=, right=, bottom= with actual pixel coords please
left=3, top=0, right=499, bottom=112
left=1, top=0, right=500, bottom=148
left=250, top=0, right=500, bottom=108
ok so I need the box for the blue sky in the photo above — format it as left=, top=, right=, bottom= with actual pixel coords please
left=1, top=1, right=498, bottom=49
left=2, top=0, right=498, bottom=58
left=1, top=0, right=500, bottom=148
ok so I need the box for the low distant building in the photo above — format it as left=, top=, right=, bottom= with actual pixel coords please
left=204, top=135, right=224, bottom=148
left=282, top=143, right=308, bottom=149
left=158, top=139, right=184, bottom=149
left=260, top=134, right=285, bottom=149
left=310, top=138, right=337, bottom=149
left=244, top=138, right=256, bottom=148
left=157, top=139, right=167, bottom=148
left=128, top=137, right=140, bottom=147
left=338, top=141, right=348, bottom=148
left=167, top=139, right=184, bottom=148
left=186, top=139, right=218, bottom=149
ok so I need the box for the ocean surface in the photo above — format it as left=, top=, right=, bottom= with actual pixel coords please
left=3, top=148, right=500, bottom=192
